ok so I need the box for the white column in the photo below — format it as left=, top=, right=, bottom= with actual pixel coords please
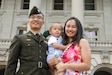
left=27, top=0, right=41, bottom=31
left=71, top=0, right=84, bottom=25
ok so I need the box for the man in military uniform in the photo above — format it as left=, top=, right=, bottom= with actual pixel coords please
left=4, top=6, right=52, bottom=75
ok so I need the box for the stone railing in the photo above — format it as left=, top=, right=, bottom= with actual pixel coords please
left=89, top=41, right=112, bottom=47
left=0, top=39, right=11, bottom=49
left=89, top=41, right=112, bottom=51
left=0, top=39, right=11, bottom=62
left=0, top=39, right=112, bottom=51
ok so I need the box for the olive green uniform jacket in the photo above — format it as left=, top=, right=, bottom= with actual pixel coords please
left=4, top=31, right=52, bottom=75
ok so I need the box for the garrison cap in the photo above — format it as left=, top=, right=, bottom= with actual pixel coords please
left=29, top=6, right=43, bottom=17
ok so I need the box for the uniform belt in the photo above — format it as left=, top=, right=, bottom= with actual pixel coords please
left=20, top=62, right=49, bottom=69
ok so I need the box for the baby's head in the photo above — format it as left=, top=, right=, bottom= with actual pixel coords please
left=49, top=22, right=63, bottom=37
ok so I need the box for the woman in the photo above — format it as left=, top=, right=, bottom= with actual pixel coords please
left=56, top=17, right=91, bottom=75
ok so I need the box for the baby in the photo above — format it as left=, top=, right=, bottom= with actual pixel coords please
left=47, top=22, right=66, bottom=75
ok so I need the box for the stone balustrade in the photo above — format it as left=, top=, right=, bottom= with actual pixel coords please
left=0, top=39, right=11, bottom=49
left=89, top=41, right=112, bottom=51
left=89, top=41, right=112, bottom=47
left=0, top=39, right=11, bottom=44
left=0, top=39, right=112, bottom=51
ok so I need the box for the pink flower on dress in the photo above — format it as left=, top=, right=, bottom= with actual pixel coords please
left=74, top=45, right=81, bottom=61
left=74, top=54, right=79, bottom=61
left=76, top=71, right=79, bottom=75
left=62, top=52, right=68, bottom=63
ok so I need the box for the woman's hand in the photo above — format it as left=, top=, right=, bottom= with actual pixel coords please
left=48, top=56, right=60, bottom=67
left=56, top=62, right=66, bottom=73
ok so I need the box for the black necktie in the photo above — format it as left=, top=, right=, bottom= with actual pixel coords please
left=36, top=33, right=40, bottom=38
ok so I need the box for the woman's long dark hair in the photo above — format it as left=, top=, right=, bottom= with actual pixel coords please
left=62, top=17, right=83, bottom=45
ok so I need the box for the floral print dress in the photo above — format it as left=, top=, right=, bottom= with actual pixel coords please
left=61, top=43, right=82, bottom=75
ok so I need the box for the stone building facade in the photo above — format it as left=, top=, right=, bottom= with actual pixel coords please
left=0, top=0, right=112, bottom=75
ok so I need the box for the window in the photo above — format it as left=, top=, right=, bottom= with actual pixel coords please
left=85, top=0, right=95, bottom=10
left=17, top=26, right=27, bottom=35
left=84, top=28, right=98, bottom=41
left=22, top=0, right=29, bottom=9
left=53, top=0, right=63, bottom=10
left=18, top=29, right=27, bottom=35
left=0, top=0, right=2, bottom=8
left=19, top=30, right=24, bottom=35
